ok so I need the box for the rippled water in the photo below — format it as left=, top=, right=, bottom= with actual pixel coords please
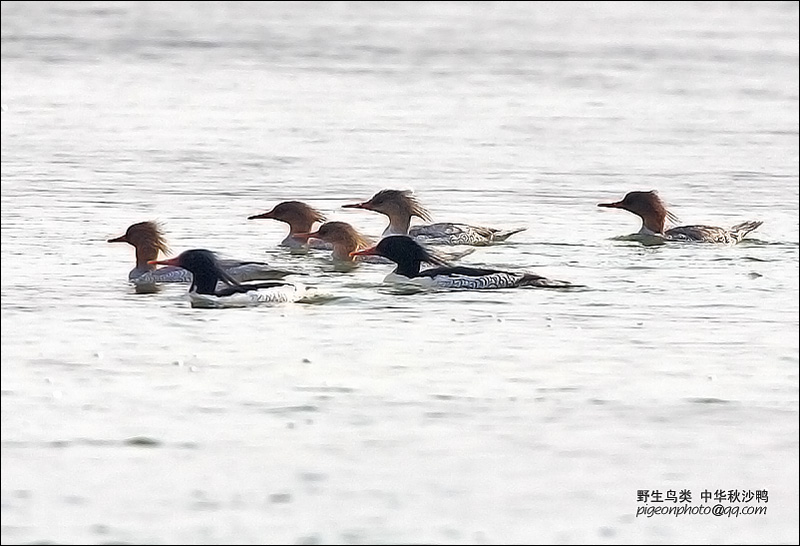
left=2, top=2, right=798, bottom=544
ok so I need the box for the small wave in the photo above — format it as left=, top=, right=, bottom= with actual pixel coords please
left=685, top=397, right=733, bottom=405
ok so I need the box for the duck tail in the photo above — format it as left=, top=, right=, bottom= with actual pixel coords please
left=492, top=227, right=527, bottom=242
left=520, top=273, right=574, bottom=289
left=728, top=220, right=763, bottom=243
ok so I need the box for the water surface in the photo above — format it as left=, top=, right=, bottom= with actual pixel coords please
left=2, top=2, right=798, bottom=544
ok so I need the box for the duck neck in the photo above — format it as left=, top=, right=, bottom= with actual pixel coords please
left=639, top=212, right=665, bottom=235
left=289, top=219, right=315, bottom=237
left=383, top=213, right=411, bottom=236
left=190, top=270, right=220, bottom=295
left=135, top=244, right=159, bottom=272
left=331, top=243, right=355, bottom=262
left=394, top=259, right=422, bottom=278
left=285, top=219, right=316, bottom=246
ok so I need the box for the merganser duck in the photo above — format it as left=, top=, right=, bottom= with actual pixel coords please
left=350, top=236, right=571, bottom=290
left=301, top=221, right=374, bottom=263
left=301, top=221, right=477, bottom=268
left=248, top=201, right=331, bottom=249
left=598, top=191, right=763, bottom=243
left=149, top=249, right=306, bottom=308
left=108, top=221, right=293, bottom=285
left=342, top=190, right=526, bottom=246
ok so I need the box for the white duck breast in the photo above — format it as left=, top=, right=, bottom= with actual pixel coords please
left=188, top=283, right=307, bottom=308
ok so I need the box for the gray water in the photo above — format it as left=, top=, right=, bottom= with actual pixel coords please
left=1, top=2, right=798, bottom=544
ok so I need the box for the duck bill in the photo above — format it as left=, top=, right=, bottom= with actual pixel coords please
left=342, top=202, right=370, bottom=210
left=297, top=231, right=320, bottom=240
left=350, top=246, right=379, bottom=257
left=248, top=210, right=274, bottom=220
left=148, top=256, right=181, bottom=266
left=107, top=235, right=128, bottom=243
left=597, top=201, right=623, bottom=209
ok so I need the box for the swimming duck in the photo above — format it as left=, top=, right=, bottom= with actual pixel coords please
left=248, top=201, right=330, bottom=249
left=108, top=221, right=293, bottom=285
left=149, top=249, right=305, bottom=307
left=598, top=191, right=762, bottom=243
left=351, top=236, right=572, bottom=290
left=343, top=189, right=526, bottom=245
